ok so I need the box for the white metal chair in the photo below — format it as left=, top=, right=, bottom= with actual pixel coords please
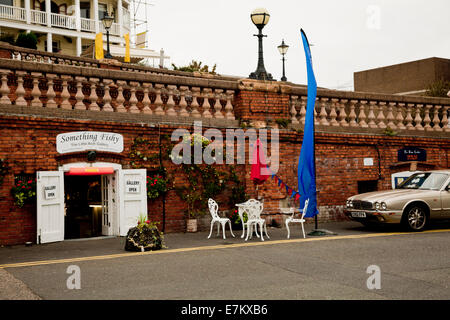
left=244, top=199, right=270, bottom=241
left=207, top=198, right=235, bottom=239
left=284, top=199, right=309, bottom=239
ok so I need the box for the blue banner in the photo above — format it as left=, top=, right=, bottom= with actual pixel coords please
left=297, top=29, right=319, bottom=218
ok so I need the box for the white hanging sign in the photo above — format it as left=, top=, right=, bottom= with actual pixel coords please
left=56, top=131, right=124, bottom=154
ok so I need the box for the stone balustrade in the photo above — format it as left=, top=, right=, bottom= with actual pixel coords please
left=288, top=94, right=449, bottom=132
left=0, top=58, right=237, bottom=120
left=1, top=48, right=449, bottom=134
left=0, top=42, right=239, bottom=81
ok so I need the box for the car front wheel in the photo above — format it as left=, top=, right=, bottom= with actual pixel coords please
left=403, top=205, right=428, bottom=231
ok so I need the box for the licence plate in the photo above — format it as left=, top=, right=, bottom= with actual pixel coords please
left=351, top=212, right=366, bottom=218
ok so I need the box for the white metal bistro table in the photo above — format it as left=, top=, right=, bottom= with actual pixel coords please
left=235, top=201, right=267, bottom=239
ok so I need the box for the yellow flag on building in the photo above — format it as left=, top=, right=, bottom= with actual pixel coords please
left=95, top=33, right=104, bottom=60
left=124, top=33, right=130, bottom=63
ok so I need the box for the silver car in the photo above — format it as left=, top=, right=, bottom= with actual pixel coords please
left=344, top=170, right=450, bottom=231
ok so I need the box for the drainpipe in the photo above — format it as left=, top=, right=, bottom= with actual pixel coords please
left=158, top=124, right=166, bottom=233
left=374, top=144, right=382, bottom=181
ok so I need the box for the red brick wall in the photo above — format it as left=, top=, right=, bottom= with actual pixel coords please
left=0, top=92, right=449, bottom=245
left=234, top=90, right=290, bottom=121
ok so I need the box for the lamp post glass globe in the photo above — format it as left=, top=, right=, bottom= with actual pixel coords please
left=250, top=8, right=270, bottom=29
left=102, top=13, right=114, bottom=29
left=277, top=39, right=289, bottom=55
left=278, top=39, right=289, bottom=81
left=249, top=8, right=273, bottom=81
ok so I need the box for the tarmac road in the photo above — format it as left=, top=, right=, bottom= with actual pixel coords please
left=0, top=221, right=449, bottom=300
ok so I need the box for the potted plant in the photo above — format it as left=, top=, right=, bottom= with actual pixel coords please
left=124, top=214, right=165, bottom=252
left=186, top=211, right=198, bottom=233
left=228, top=209, right=248, bottom=230
left=183, top=191, right=203, bottom=232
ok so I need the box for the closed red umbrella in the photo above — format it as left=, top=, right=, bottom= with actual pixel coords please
left=251, top=139, right=270, bottom=195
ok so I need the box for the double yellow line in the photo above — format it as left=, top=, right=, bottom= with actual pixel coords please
left=1, top=229, right=449, bottom=269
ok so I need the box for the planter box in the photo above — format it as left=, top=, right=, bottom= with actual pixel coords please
left=186, top=219, right=198, bottom=232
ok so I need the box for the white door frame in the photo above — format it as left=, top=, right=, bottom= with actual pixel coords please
left=60, top=162, right=122, bottom=236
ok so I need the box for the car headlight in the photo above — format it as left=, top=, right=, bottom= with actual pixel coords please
left=381, top=202, right=387, bottom=210
left=346, top=200, right=353, bottom=208
left=374, top=202, right=380, bottom=210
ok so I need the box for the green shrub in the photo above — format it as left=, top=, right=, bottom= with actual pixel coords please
left=15, top=32, right=37, bottom=50
left=0, top=34, right=16, bottom=45
left=425, top=78, right=450, bottom=98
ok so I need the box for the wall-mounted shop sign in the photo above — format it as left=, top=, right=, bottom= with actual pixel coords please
left=56, top=131, right=124, bottom=154
left=44, top=185, right=57, bottom=200
left=126, top=180, right=141, bottom=194
left=398, top=147, right=426, bottom=162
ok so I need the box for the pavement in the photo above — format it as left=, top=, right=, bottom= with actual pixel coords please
left=0, top=220, right=410, bottom=265
left=0, top=220, right=449, bottom=300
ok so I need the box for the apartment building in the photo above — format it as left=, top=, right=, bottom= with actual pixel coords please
left=0, top=0, right=131, bottom=56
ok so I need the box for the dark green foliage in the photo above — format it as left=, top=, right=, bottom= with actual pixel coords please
left=0, top=34, right=16, bottom=45
left=15, top=32, right=38, bottom=50
left=275, top=118, right=291, bottom=128
left=425, top=78, right=450, bottom=98
left=0, top=158, right=8, bottom=186
left=172, top=60, right=217, bottom=75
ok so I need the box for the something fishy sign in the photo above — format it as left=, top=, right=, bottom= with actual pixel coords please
left=398, top=147, right=427, bottom=162
left=56, top=131, right=124, bottom=154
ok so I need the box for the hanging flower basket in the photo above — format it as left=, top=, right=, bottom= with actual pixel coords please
left=11, top=178, right=36, bottom=208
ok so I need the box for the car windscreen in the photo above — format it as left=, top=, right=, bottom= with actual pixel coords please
left=397, top=172, right=449, bottom=190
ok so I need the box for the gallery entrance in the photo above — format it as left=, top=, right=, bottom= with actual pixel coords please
left=36, top=164, right=148, bottom=244
left=64, top=175, right=103, bottom=239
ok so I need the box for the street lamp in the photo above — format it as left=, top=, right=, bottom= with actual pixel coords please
left=249, top=8, right=273, bottom=81
left=102, top=12, right=114, bottom=59
left=277, top=39, right=289, bottom=81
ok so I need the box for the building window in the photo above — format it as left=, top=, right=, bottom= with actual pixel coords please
left=33, top=0, right=40, bottom=10
left=58, top=4, right=66, bottom=15
left=98, top=3, right=107, bottom=20
left=44, top=40, right=61, bottom=53
left=80, top=2, right=90, bottom=19
left=0, top=0, right=14, bottom=6
left=357, top=180, right=378, bottom=194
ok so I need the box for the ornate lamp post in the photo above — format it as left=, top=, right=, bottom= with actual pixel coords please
left=102, top=12, right=114, bottom=59
left=277, top=39, right=289, bottom=81
left=249, top=8, right=273, bottom=81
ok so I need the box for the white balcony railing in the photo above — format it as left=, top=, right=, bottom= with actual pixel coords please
left=123, top=7, right=130, bottom=26
left=30, top=9, right=46, bottom=25
left=0, top=4, right=26, bottom=21
left=81, top=17, right=95, bottom=32
left=1, top=5, right=128, bottom=37
left=50, top=12, right=76, bottom=29
left=99, top=22, right=121, bottom=36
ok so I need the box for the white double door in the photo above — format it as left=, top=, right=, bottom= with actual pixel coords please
left=36, top=168, right=147, bottom=243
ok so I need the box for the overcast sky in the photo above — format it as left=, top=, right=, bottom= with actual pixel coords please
left=139, top=0, right=450, bottom=90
